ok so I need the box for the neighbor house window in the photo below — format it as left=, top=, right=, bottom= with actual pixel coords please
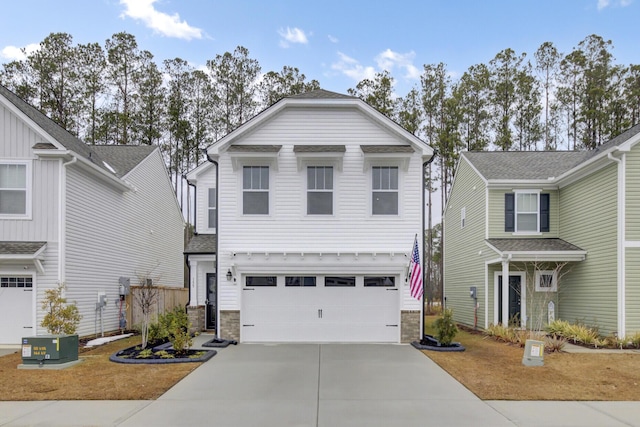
left=0, top=162, right=29, bottom=216
left=307, top=166, right=333, bottom=215
left=208, top=188, right=216, bottom=228
left=0, top=277, right=33, bottom=288
left=243, top=166, right=269, bottom=215
left=505, top=192, right=549, bottom=233
left=372, top=166, right=398, bottom=215
left=535, top=270, right=557, bottom=292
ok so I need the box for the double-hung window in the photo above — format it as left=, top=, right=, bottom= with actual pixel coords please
left=307, top=166, right=333, bottom=215
left=372, top=166, right=398, bottom=215
left=0, top=162, right=29, bottom=216
left=505, top=191, right=549, bottom=233
left=207, top=188, right=216, bottom=228
left=243, top=166, right=269, bottom=215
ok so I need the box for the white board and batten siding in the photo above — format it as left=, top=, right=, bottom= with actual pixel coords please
left=214, top=106, right=426, bottom=342
left=64, top=150, right=184, bottom=337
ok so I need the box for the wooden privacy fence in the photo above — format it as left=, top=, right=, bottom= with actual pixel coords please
left=125, top=286, right=189, bottom=329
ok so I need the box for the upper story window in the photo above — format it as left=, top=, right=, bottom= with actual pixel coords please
left=372, top=166, right=398, bottom=215
left=307, top=166, right=333, bottom=215
left=505, top=191, right=549, bottom=233
left=0, top=161, right=30, bottom=217
left=208, top=188, right=216, bottom=228
left=243, top=166, right=269, bottom=215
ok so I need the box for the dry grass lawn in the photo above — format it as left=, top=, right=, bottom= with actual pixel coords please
left=422, top=315, right=640, bottom=400
left=0, top=336, right=199, bottom=401
left=2, top=322, right=640, bottom=401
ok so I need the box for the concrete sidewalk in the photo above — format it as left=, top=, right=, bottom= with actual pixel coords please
left=1, top=341, right=640, bottom=426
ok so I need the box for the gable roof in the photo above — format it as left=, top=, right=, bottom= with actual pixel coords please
left=462, top=123, right=640, bottom=183
left=205, top=89, right=433, bottom=158
left=0, top=84, right=159, bottom=187
left=90, top=145, right=156, bottom=178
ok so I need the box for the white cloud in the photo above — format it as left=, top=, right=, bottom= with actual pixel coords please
left=278, top=27, right=309, bottom=48
left=331, top=51, right=376, bottom=82
left=119, top=0, right=203, bottom=40
left=375, top=49, right=420, bottom=79
left=598, top=0, right=633, bottom=9
left=1, top=43, right=40, bottom=61
left=328, top=35, right=339, bottom=43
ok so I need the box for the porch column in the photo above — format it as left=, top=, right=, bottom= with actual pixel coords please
left=189, top=259, right=198, bottom=306
left=502, top=259, right=510, bottom=325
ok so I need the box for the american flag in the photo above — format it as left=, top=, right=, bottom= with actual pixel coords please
left=409, top=237, right=423, bottom=300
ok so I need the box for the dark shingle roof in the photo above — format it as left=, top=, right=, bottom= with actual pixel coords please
left=360, top=145, right=414, bottom=154
left=184, top=234, right=217, bottom=254
left=0, top=84, right=107, bottom=169
left=287, top=89, right=356, bottom=100
left=464, top=123, right=640, bottom=180
left=486, top=238, right=584, bottom=253
left=293, top=145, right=346, bottom=153
left=0, top=241, right=47, bottom=255
left=464, top=151, right=591, bottom=180
left=227, top=145, right=282, bottom=153
left=90, top=145, right=156, bottom=178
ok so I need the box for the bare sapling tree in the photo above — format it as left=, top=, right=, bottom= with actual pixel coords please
left=516, top=261, right=572, bottom=334
left=134, top=274, right=159, bottom=349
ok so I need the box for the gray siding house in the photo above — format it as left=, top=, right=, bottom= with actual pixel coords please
left=443, top=124, right=640, bottom=337
left=0, top=85, right=185, bottom=344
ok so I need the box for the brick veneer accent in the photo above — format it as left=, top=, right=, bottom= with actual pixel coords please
left=220, top=310, right=240, bottom=341
left=401, top=310, right=421, bottom=343
left=187, top=306, right=205, bottom=334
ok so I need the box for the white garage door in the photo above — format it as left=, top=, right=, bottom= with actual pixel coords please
left=241, top=275, right=399, bottom=342
left=0, top=276, right=34, bottom=344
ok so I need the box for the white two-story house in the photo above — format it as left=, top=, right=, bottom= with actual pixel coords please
left=185, top=90, right=434, bottom=343
left=0, top=84, right=185, bottom=344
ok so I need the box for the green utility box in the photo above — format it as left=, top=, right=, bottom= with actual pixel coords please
left=21, top=335, right=79, bottom=365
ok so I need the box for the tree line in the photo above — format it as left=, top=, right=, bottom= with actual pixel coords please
left=2, top=32, right=639, bottom=306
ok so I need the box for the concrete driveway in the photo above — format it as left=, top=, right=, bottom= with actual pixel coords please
left=119, top=343, right=512, bottom=427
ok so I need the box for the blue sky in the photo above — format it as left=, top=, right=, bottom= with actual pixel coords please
left=1, top=0, right=639, bottom=97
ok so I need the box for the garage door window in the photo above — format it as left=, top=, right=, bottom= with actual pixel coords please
left=364, top=276, right=395, bottom=287
left=325, top=276, right=356, bottom=287
left=1, top=277, right=33, bottom=288
left=245, top=276, right=276, bottom=287
left=285, top=276, right=316, bottom=287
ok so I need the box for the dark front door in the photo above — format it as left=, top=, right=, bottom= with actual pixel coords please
left=498, top=275, right=522, bottom=326
left=205, top=273, right=216, bottom=330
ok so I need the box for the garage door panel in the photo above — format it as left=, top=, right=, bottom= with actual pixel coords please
left=0, top=287, right=33, bottom=344
left=241, top=275, right=399, bottom=343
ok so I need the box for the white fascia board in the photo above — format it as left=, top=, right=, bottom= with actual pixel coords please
left=486, top=179, right=559, bottom=190
left=186, top=161, right=215, bottom=183
left=505, top=251, right=586, bottom=262
left=618, top=131, right=640, bottom=151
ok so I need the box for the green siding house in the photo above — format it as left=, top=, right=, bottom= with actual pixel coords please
left=443, top=124, right=640, bottom=337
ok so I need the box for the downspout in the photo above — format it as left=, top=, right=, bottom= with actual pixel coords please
left=421, top=151, right=437, bottom=339
left=185, top=179, right=197, bottom=310
left=608, top=151, right=625, bottom=337
left=205, top=152, right=220, bottom=338
left=58, top=156, right=77, bottom=285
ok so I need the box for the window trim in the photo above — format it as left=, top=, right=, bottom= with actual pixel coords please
left=306, top=166, right=334, bottom=216
left=0, top=159, right=32, bottom=219
left=535, top=270, right=557, bottom=292
left=371, top=165, right=400, bottom=216
left=207, top=187, right=217, bottom=230
left=241, top=165, right=270, bottom=216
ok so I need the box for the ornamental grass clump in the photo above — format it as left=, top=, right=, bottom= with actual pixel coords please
left=433, top=308, right=458, bottom=346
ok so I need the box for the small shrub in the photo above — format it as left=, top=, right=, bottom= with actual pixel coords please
left=161, top=306, right=193, bottom=354
left=136, top=348, right=153, bottom=358
left=155, top=350, right=174, bottom=359
left=433, top=308, right=458, bottom=346
left=545, top=335, right=567, bottom=353
left=41, top=283, right=81, bottom=335
left=629, top=332, right=640, bottom=349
